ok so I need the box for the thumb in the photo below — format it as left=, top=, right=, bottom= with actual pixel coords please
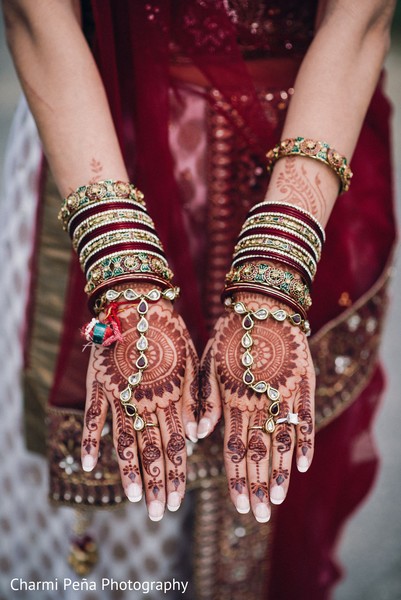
left=197, top=339, right=222, bottom=439
left=181, top=335, right=200, bottom=443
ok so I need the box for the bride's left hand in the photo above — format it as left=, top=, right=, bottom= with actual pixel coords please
left=198, top=291, right=315, bottom=522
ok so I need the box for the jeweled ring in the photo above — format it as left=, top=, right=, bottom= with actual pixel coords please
left=123, top=402, right=159, bottom=432
left=248, top=417, right=276, bottom=435
left=276, top=412, right=299, bottom=425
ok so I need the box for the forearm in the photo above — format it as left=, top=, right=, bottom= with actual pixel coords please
left=2, top=0, right=127, bottom=196
left=265, top=0, right=395, bottom=226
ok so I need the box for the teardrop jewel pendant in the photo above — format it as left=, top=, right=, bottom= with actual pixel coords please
left=133, top=414, right=145, bottom=432
left=137, top=299, right=149, bottom=315
left=241, top=332, right=253, bottom=349
left=120, top=386, right=132, bottom=403
left=137, top=316, right=148, bottom=333
left=263, top=417, right=276, bottom=434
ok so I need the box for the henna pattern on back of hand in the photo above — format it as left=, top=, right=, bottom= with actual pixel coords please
left=90, top=302, right=190, bottom=497
left=214, top=310, right=308, bottom=411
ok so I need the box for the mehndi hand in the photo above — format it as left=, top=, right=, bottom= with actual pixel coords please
left=199, top=292, right=315, bottom=522
left=81, top=291, right=198, bottom=521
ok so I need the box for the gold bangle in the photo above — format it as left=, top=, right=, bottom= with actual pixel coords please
left=59, top=180, right=145, bottom=229
left=72, top=210, right=155, bottom=249
left=266, top=137, right=352, bottom=194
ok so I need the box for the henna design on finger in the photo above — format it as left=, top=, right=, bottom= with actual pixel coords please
left=199, top=347, right=214, bottom=418
left=183, top=330, right=200, bottom=420
left=274, top=157, right=326, bottom=222
left=163, top=402, right=186, bottom=491
left=271, top=397, right=292, bottom=486
left=140, top=407, right=163, bottom=498
left=248, top=410, right=269, bottom=500
left=82, top=380, right=104, bottom=455
left=296, top=378, right=313, bottom=456
left=112, top=392, right=140, bottom=484
left=227, top=407, right=247, bottom=493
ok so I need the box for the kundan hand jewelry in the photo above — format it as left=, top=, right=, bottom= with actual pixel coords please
left=224, top=296, right=310, bottom=434
left=82, top=285, right=180, bottom=431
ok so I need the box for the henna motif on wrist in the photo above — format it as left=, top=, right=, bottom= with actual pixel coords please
left=274, top=157, right=326, bottom=223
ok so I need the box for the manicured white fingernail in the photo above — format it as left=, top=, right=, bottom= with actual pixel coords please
left=255, top=503, right=271, bottom=523
left=167, top=492, right=181, bottom=512
left=270, top=485, right=285, bottom=505
left=148, top=500, right=165, bottom=522
left=197, top=417, right=211, bottom=439
left=186, top=422, right=198, bottom=443
left=236, top=494, right=250, bottom=514
left=82, top=455, right=95, bottom=472
left=297, top=456, right=310, bottom=473
left=127, top=483, right=142, bottom=503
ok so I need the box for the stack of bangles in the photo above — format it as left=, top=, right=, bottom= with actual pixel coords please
left=59, top=179, right=179, bottom=432
left=222, top=136, right=352, bottom=434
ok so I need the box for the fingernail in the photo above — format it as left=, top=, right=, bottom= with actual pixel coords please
left=186, top=422, right=198, bottom=444
left=167, top=492, right=181, bottom=512
left=297, top=456, right=310, bottom=473
left=270, top=485, right=285, bottom=505
left=236, top=494, right=250, bottom=514
left=197, top=417, right=211, bottom=439
left=82, top=455, right=95, bottom=472
left=126, top=483, right=142, bottom=503
left=148, top=500, right=165, bottom=521
left=255, top=503, right=271, bottom=523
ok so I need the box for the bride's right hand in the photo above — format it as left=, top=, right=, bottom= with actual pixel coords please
left=81, top=290, right=199, bottom=521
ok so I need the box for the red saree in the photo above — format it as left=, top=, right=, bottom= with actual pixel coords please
left=23, top=1, right=395, bottom=598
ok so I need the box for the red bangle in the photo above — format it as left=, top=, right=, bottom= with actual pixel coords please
left=68, top=200, right=148, bottom=235
left=249, top=202, right=325, bottom=243
left=77, top=221, right=158, bottom=255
